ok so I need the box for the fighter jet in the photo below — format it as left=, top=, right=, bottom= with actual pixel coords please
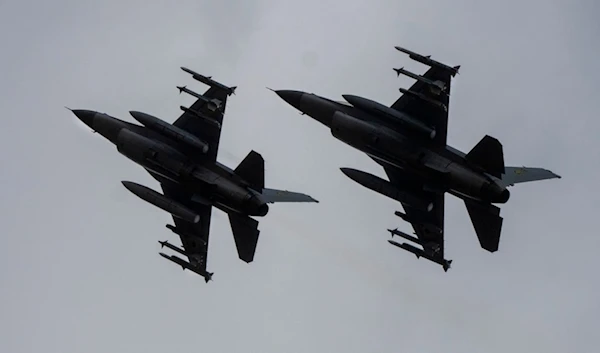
left=272, top=46, right=560, bottom=272
left=70, top=67, right=318, bottom=282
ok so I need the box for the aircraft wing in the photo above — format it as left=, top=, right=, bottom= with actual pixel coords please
left=383, top=166, right=446, bottom=259
left=161, top=183, right=212, bottom=276
left=390, top=66, right=453, bottom=146
left=172, top=86, right=229, bottom=162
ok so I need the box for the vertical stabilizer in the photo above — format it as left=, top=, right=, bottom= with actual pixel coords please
left=465, top=135, right=505, bottom=178
left=234, top=150, right=265, bottom=191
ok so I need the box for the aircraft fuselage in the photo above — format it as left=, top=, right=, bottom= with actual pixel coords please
left=273, top=91, right=509, bottom=205
left=72, top=110, right=269, bottom=216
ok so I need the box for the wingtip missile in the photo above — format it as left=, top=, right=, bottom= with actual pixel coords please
left=395, top=45, right=460, bottom=77
left=158, top=252, right=214, bottom=282
left=181, top=66, right=212, bottom=79
left=180, top=66, right=194, bottom=75
left=159, top=252, right=186, bottom=270
left=387, top=240, right=452, bottom=271
left=388, top=239, right=419, bottom=258
left=394, top=46, right=410, bottom=54
left=181, top=66, right=236, bottom=96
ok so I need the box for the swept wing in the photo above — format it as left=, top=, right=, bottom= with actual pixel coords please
left=160, top=183, right=213, bottom=280
left=383, top=166, right=447, bottom=261
left=390, top=66, right=453, bottom=146
left=173, top=84, right=229, bottom=162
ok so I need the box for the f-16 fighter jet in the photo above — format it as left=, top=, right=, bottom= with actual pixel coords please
left=273, top=46, right=560, bottom=272
left=70, top=67, right=318, bottom=282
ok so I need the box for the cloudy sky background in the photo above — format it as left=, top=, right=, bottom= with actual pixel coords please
left=1, top=0, right=598, bottom=352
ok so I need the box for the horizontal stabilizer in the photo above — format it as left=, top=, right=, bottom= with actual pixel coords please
left=499, top=166, right=561, bottom=187
left=234, top=150, right=265, bottom=191
left=464, top=200, right=503, bottom=252
left=465, top=135, right=505, bottom=178
left=228, top=213, right=260, bottom=263
left=260, top=188, right=319, bottom=203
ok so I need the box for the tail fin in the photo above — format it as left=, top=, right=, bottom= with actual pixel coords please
left=234, top=150, right=265, bottom=191
left=465, top=135, right=505, bottom=178
left=464, top=200, right=503, bottom=252
left=228, top=213, right=260, bottom=263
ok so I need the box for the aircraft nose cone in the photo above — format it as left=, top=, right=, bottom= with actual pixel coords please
left=71, top=109, right=97, bottom=129
left=274, top=90, right=304, bottom=109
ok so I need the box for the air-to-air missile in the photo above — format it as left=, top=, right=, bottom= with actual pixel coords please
left=176, top=85, right=223, bottom=112
left=388, top=240, right=452, bottom=272
left=159, top=252, right=214, bottom=282
left=180, top=67, right=237, bottom=96
left=340, top=168, right=434, bottom=212
left=129, top=111, right=209, bottom=153
left=394, top=46, right=461, bottom=77
left=341, top=94, right=437, bottom=139
left=121, top=181, right=201, bottom=223
left=392, top=67, right=447, bottom=95
left=158, top=240, right=188, bottom=256
left=387, top=228, right=424, bottom=244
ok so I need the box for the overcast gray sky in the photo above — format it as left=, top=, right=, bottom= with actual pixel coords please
left=1, top=0, right=598, bottom=352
